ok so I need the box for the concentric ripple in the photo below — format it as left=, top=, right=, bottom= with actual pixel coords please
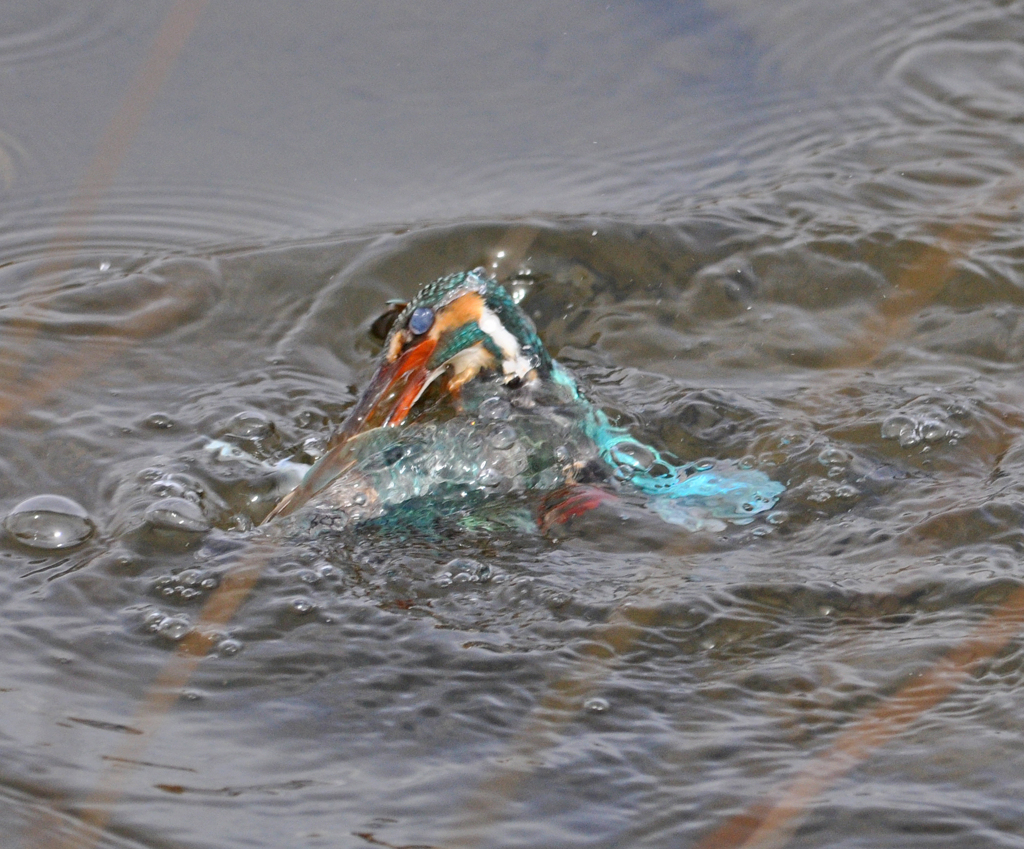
left=0, top=2, right=151, bottom=68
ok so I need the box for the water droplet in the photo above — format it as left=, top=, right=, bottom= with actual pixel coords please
left=289, top=598, right=314, bottom=614
left=352, top=491, right=368, bottom=506
left=478, top=397, right=512, bottom=421
left=584, top=697, right=610, bottom=713
left=144, top=498, right=210, bottom=533
left=488, top=424, right=516, bottom=450
left=3, top=494, right=95, bottom=550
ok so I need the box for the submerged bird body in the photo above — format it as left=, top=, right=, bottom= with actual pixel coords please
left=267, top=270, right=783, bottom=533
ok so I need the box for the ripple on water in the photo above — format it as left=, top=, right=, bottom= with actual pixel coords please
left=0, top=250, right=221, bottom=351
left=6, top=210, right=1024, bottom=849
left=895, top=37, right=1024, bottom=124
left=0, top=2, right=150, bottom=68
left=0, top=183, right=354, bottom=259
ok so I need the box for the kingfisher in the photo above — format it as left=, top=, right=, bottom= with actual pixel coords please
left=263, top=269, right=783, bottom=533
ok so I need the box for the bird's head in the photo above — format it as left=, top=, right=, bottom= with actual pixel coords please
left=332, top=270, right=552, bottom=446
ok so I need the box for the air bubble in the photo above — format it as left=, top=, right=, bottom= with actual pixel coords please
left=221, top=410, right=274, bottom=440
left=216, top=638, right=242, bottom=657
left=478, top=467, right=504, bottom=488
left=920, top=419, right=948, bottom=442
left=610, top=440, right=656, bottom=471
left=144, top=498, right=210, bottom=533
left=3, top=494, right=95, bottom=550
left=157, top=616, right=191, bottom=641
left=488, top=424, right=516, bottom=450
left=289, top=598, right=314, bottom=614
left=446, top=557, right=480, bottom=572
left=881, top=414, right=921, bottom=447
left=147, top=473, right=203, bottom=502
left=302, top=435, right=327, bottom=462
left=144, top=413, right=174, bottom=430
left=817, top=446, right=851, bottom=467
left=584, top=697, right=610, bottom=713
left=478, top=397, right=512, bottom=421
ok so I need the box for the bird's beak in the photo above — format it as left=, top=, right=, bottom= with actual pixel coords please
left=262, top=337, right=440, bottom=523
left=330, top=335, right=440, bottom=448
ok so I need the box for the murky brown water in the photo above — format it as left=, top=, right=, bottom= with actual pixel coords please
left=2, top=1, right=1024, bottom=847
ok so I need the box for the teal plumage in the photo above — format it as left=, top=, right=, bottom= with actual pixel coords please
left=268, top=270, right=784, bottom=531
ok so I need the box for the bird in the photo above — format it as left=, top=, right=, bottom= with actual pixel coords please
left=263, top=269, right=783, bottom=534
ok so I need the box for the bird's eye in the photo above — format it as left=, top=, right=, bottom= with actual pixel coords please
left=408, top=306, right=435, bottom=335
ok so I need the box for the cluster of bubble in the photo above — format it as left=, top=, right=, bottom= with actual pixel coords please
left=141, top=608, right=192, bottom=642
left=881, top=412, right=958, bottom=449
left=139, top=605, right=241, bottom=655
left=153, top=567, right=220, bottom=601
left=310, top=389, right=590, bottom=524
left=434, top=557, right=493, bottom=587
left=139, top=469, right=212, bottom=533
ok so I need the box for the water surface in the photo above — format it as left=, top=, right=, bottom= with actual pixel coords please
left=1, top=1, right=1024, bottom=848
